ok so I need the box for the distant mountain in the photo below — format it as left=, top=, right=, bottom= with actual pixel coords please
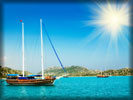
left=0, top=67, right=32, bottom=78
left=38, top=66, right=101, bottom=76
left=1, top=66, right=133, bottom=78
left=103, top=67, right=133, bottom=76
left=38, top=66, right=133, bottom=76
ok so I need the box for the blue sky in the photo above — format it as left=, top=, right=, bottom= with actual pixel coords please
left=3, top=3, right=130, bottom=73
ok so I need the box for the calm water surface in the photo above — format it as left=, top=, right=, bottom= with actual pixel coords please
left=0, top=76, right=133, bottom=100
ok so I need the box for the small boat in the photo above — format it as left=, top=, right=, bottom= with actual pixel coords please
left=63, top=75, right=69, bottom=78
left=6, top=19, right=58, bottom=85
left=97, top=71, right=109, bottom=78
left=63, top=73, right=69, bottom=78
left=97, top=75, right=109, bottom=78
left=56, top=76, right=63, bottom=79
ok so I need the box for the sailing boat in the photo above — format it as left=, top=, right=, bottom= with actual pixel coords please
left=97, top=70, right=109, bottom=78
left=97, top=74, right=109, bottom=78
left=6, top=19, right=56, bottom=85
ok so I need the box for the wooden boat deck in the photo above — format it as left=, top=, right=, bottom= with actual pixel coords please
left=6, top=78, right=56, bottom=85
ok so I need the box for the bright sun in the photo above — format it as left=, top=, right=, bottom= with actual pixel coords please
left=84, top=2, right=130, bottom=67
left=87, top=2, right=129, bottom=38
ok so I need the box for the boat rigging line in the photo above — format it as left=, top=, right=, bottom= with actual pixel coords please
left=42, top=22, right=66, bottom=73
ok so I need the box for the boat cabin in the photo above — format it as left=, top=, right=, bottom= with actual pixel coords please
left=7, top=74, right=42, bottom=80
left=7, top=74, right=56, bottom=80
left=7, top=74, right=19, bottom=79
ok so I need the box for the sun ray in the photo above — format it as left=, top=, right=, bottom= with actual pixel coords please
left=86, top=2, right=129, bottom=39
left=84, top=1, right=130, bottom=69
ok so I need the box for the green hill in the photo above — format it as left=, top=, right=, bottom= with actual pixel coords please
left=39, top=66, right=133, bottom=76
left=103, top=67, right=133, bottom=76
left=39, top=66, right=101, bottom=76
left=0, top=67, right=32, bottom=78
left=1, top=66, right=133, bottom=78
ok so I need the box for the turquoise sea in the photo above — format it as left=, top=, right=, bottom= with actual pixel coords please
left=0, top=76, right=133, bottom=100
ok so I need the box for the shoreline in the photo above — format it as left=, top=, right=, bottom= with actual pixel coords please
left=60, top=75, right=133, bottom=78
left=1, top=75, right=133, bottom=80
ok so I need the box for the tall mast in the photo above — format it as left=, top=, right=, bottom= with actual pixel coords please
left=22, top=22, right=24, bottom=77
left=40, top=19, right=44, bottom=79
